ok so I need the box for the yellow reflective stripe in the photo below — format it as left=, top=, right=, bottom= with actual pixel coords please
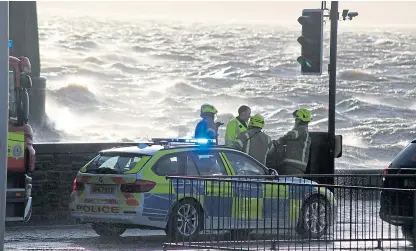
left=292, top=130, right=299, bottom=138
left=231, top=182, right=263, bottom=220
left=289, top=199, right=302, bottom=220
left=235, top=139, right=244, bottom=149
left=205, top=180, right=233, bottom=197
left=263, top=184, right=289, bottom=199
left=232, top=197, right=263, bottom=219
left=302, top=132, right=310, bottom=162
left=7, top=132, right=24, bottom=159
left=220, top=152, right=235, bottom=175
left=8, top=131, right=24, bottom=141
left=141, top=151, right=175, bottom=194
left=125, top=155, right=152, bottom=174
left=219, top=152, right=230, bottom=174
left=205, top=180, right=232, bottom=215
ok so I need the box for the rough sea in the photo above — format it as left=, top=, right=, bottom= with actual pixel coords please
left=36, top=15, right=416, bottom=169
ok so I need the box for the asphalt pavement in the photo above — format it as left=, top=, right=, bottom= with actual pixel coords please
left=4, top=199, right=415, bottom=251
left=5, top=225, right=167, bottom=251
left=4, top=224, right=413, bottom=251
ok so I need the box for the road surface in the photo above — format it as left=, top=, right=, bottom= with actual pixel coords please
left=4, top=200, right=414, bottom=250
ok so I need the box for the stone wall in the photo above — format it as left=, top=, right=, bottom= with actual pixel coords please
left=26, top=142, right=136, bottom=225
left=8, top=142, right=384, bottom=226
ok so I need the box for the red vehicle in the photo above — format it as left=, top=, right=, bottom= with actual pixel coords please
left=6, top=55, right=35, bottom=222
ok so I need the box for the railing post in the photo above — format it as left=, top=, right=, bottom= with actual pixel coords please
left=413, top=190, right=416, bottom=246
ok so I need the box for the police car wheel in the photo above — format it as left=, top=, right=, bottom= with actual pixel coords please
left=91, top=223, right=127, bottom=237
left=297, top=196, right=331, bottom=239
left=167, top=199, right=203, bottom=242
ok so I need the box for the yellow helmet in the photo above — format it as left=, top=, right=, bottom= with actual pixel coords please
left=200, top=104, right=218, bottom=115
left=249, top=114, right=265, bottom=128
left=293, top=108, right=312, bottom=122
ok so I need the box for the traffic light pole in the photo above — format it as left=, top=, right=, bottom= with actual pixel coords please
left=328, top=1, right=338, bottom=172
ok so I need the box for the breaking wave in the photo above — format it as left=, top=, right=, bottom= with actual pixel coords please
left=36, top=16, right=416, bottom=169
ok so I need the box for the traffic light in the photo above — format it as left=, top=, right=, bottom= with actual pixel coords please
left=297, top=9, right=324, bottom=75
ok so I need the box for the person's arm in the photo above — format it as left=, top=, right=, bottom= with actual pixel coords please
left=225, top=120, right=237, bottom=146
left=206, top=128, right=216, bottom=139
left=278, top=129, right=300, bottom=145
left=233, top=133, right=246, bottom=151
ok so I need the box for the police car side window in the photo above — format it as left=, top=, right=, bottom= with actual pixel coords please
left=152, top=153, right=199, bottom=176
left=224, top=152, right=266, bottom=175
left=152, top=155, right=180, bottom=176
left=185, top=154, right=199, bottom=176
left=192, top=151, right=227, bottom=176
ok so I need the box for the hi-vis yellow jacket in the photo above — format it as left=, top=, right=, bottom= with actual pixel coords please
left=225, top=117, right=248, bottom=147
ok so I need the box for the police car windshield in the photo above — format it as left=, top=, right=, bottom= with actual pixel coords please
left=85, top=153, right=149, bottom=174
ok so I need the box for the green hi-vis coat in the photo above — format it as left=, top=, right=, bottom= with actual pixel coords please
left=225, top=117, right=248, bottom=147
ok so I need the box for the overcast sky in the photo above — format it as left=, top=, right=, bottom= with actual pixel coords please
left=38, top=1, right=415, bottom=27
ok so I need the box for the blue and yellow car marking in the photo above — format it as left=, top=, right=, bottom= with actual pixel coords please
left=71, top=143, right=335, bottom=232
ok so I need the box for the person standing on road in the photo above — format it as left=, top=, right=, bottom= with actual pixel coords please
left=233, top=114, right=273, bottom=165
left=224, top=105, right=251, bottom=147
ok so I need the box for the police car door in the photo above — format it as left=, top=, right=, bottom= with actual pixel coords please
left=144, top=151, right=200, bottom=227
left=220, top=151, right=270, bottom=230
left=191, top=150, right=233, bottom=230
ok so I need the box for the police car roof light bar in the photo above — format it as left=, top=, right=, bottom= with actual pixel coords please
left=151, top=138, right=217, bottom=146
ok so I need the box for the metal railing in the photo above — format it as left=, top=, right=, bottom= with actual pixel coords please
left=163, top=174, right=416, bottom=251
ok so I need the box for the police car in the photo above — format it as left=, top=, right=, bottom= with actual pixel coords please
left=69, top=138, right=335, bottom=241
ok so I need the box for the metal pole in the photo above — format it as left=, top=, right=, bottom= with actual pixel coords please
left=0, top=2, right=9, bottom=251
left=328, top=1, right=338, bottom=173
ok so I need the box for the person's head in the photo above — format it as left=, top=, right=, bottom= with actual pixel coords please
left=200, top=104, right=218, bottom=119
left=248, top=114, right=265, bottom=129
left=238, top=105, right=251, bottom=122
left=292, top=108, right=312, bottom=126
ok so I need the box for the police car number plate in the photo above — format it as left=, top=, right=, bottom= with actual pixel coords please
left=91, top=185, right=116, bottom=194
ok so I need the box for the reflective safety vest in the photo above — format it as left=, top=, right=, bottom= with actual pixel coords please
left=225, top=117, right=248, bottom=147
left=234, top=127, right=273, bottom=165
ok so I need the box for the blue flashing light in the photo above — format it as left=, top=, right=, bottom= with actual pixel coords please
left=138, top=143, right=149, bottom=149
left=8, top=40, right=13, bottom=48
left=151, top=138, right=216, bottom=146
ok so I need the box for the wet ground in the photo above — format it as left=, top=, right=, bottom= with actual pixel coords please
left=4, top=200, right=415, bottom=251
left=4, top=224, right=413, bottom=251
left=5, top=225, right=167, bottom=251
